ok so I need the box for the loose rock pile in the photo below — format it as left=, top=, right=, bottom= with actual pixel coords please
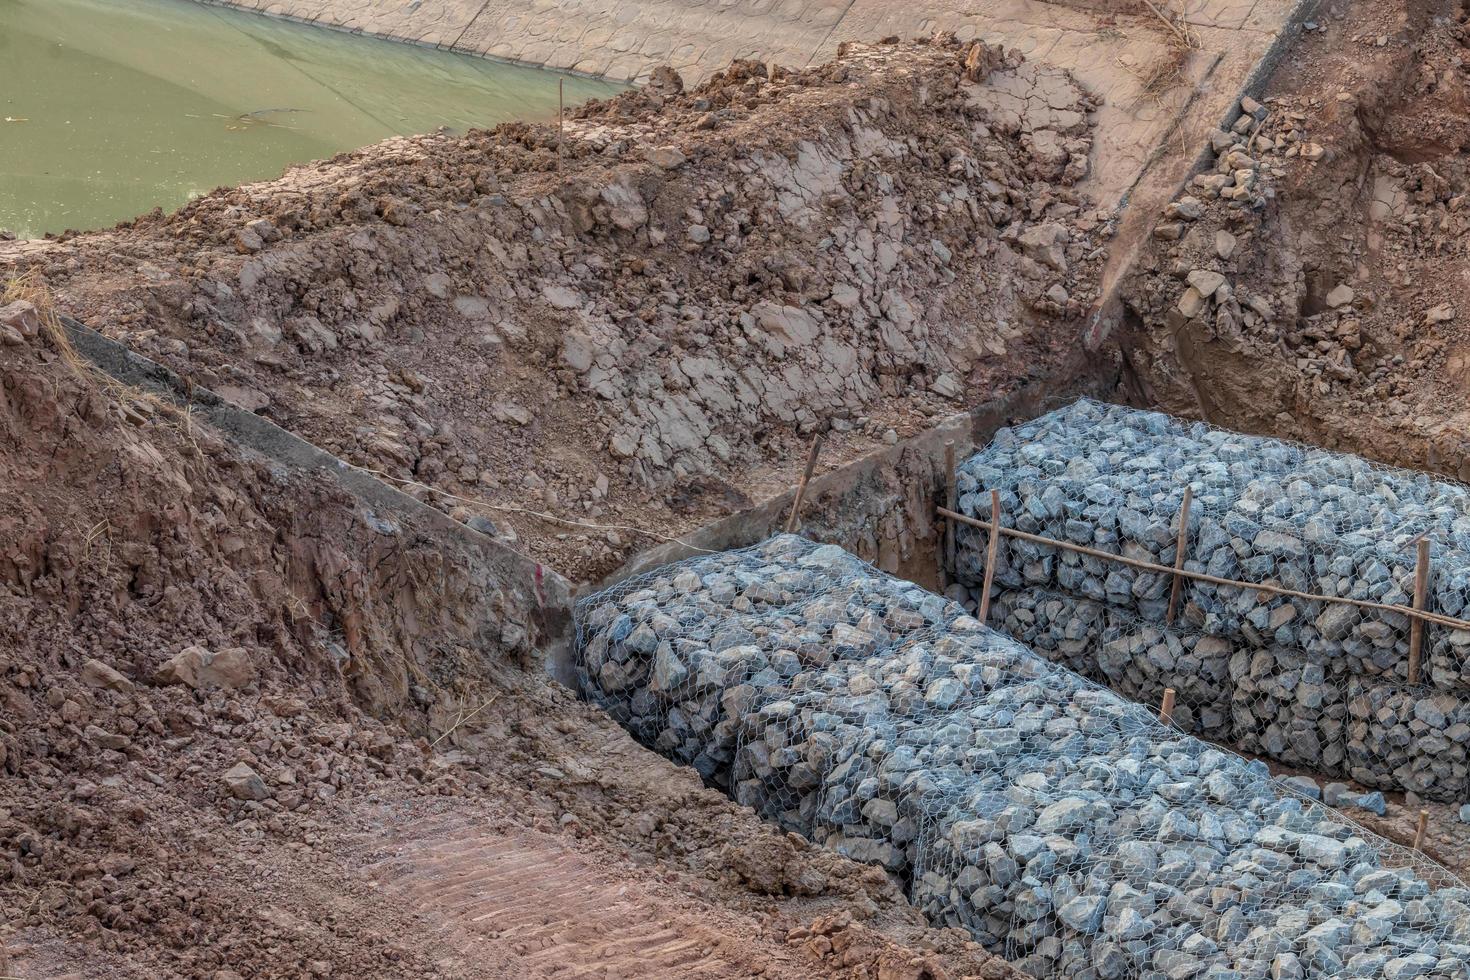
left=955, top=400, right=1470, bottom=802
left=576, top=535, right=1470, bottom=977
left=5, top=38, right=1113, bottom=580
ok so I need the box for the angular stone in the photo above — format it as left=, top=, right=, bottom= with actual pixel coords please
left=80, top=658, right=134, bottom=693
left=1177, top=286, right=1207, bottom=319
left=1187, top=269, right=1226, bottom=298
left=650, top=646, right=688, bottom=692
left=644, top=145, right=687, bottom=169
left=222, top=762, right=270, bottom=801
left=153, top=646, right=256, bottom=690
left=1057, top=894, right=1106, bottom=934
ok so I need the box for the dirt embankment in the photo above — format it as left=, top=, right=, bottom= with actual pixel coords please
left=1121, top=0, right=1470, bottom=475
left=0, top=297, right=1023, bottom=977
left=1, top=38, right=1112, bottom=582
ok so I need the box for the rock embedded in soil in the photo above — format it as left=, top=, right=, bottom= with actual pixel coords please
left=80, top=657, right=135, bottom=693
left=153, top=645, right=257, bottom=690
left=0, top=299, right=41, bottom=339
left=222, top=762, right=271, bottom=801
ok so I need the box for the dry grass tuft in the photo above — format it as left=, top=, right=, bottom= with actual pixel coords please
left=4, top=270, right=88, bottom=374
left=1135, top=44, right=1191, bottom=100
left=1117, top=44, right=1194, bottom=154
left=1139, top=0, right=1202, bottom=51
left=3, top=270, right=200, bottom=440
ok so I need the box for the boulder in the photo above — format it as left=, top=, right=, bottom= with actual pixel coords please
left=154, top=646, right=256, bottom=690
left=222, top=762, right=271, bottom=801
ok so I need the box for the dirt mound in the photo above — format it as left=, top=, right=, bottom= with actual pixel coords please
left=1120, top=0, right=1470, bottom=477
left=1, top=38, right=1110, bottom=582
left=0, top=292, right=1019, bottom=977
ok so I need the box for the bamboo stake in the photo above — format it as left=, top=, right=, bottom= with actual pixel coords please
left=1409, top=537, right=1430, bottom=685
left=977, top=490, right=1000, bottom=623
left=1413, top=809, right=1429, bottom=851
left=557, top=78, right=564, bottom=171
left=1166, top=485, right=1193, bottom=625
left=936, top=506, right=1470, bottom=632
left=785, top=432, right=825, bottom=534
left=943, top=441, right=957, bottom=581
left=1159, top=688, right=1176, bottom=725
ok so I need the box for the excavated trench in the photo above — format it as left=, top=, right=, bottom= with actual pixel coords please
left=572, top=411, right=1470, bottom=977
left=9, top=4, right=1470, bottom=972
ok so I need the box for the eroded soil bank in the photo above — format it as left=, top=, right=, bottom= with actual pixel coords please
left=0, top=297, right=1019, bottom=978
left=8, top=8, right=1470, bottom=975
left=1, top=38, right=1113, bottom=583
left=1122, top=0, right=1470, bottom=478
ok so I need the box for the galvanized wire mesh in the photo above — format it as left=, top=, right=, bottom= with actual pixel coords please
left=575, top=535, right=1470, bottom=978
left=954, top=399, right=1470, bottom=802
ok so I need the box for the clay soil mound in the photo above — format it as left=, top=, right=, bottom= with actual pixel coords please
left=1, top=38, right=1111, bottom=582
left=0, top=291, right=1020, bottom=977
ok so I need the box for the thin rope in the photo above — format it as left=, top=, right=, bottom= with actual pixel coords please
left=357, top=465, right=723, bottom=554
left=939, top=506, right=1470, bottom=632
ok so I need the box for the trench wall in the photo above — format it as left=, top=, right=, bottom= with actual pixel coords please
left=597, top=348, right=1121, bottom=591
left=61, top=314, right=574, bottom=720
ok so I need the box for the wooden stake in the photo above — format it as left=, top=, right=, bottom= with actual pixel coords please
left=784, top=432, right=825, bottom=534
left=937, top=506, right=1470, bottom=633
left=1159, top=687, right=1176, bottom=726
left=943, top=441, right=957, bottom=581
left=1413, top=809, right=1429, bottom=851
left=977, top=489, right=1000, bottom=623
left=557, top=78, right=564, bottom=171
left=1409, top=537, right=1430, bottom=685
left=1166, top=485, right=1193, bottom=625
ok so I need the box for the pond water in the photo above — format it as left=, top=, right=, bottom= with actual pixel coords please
left=0, top=0, right=623, bottom=238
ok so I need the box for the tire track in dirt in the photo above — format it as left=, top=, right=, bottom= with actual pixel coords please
left=359, top=814, right=765, bottom=979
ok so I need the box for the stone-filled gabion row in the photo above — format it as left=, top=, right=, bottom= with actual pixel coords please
left=1348, top=682, right=1470, bottom=800
left=577, top=535, right=950, bottom=784
left=954, top=398, right=1470, bottom=687
left=989, top=589, right=1234, bottom=741
left=983, top=586, right=1470, bottom=801
left=955, top=399, right=1470, bottom=800
left=575, top=536, right=1470, bottom=979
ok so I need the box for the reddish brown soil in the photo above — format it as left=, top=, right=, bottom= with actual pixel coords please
left=1121, top=0, right=1470, bottom=476
left=0, top=38, right=1109, bottom=584
left=0, top=301, right=1019, bottom=978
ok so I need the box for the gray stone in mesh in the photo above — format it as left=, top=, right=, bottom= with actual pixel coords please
left=954, top=398, right=1470, bottom=685
left=575, top=535, right=1470, bottom=978
left=956, top=399, right=1470, bottom=801
left=983, top=583, right=1470, bottom=801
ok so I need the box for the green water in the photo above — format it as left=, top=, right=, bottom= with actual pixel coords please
left=0, top=0, right=622, bottom=238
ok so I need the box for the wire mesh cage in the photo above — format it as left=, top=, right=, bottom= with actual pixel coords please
left=954, top=399, right=1470, bottom=803
left=574, top=534, right=1470, bottom=978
